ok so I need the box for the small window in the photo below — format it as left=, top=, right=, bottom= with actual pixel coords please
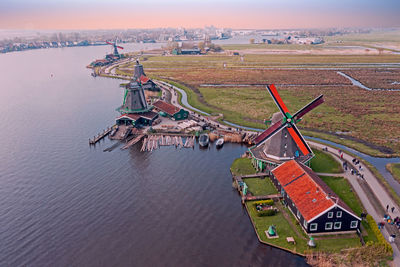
left=337, top=211, right=342, bottom=218
left=310, top=223, right=318, bottom=231
left=327, top=212, right=333, bottom=218
left=325, top=222, right=333, bottom=230
left=334, top=222, right=342, bottom=229
left=297, top=210, right=301, bottom=219
left=350, top=221, right=358, bottom=228
left=304, top=220, right=308, bottom=228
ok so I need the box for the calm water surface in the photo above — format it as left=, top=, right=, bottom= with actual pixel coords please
left=0, top=45, right=307, bottom=266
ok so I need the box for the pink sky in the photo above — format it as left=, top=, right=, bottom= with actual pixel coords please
left=1, top=0, right=399, bottom=29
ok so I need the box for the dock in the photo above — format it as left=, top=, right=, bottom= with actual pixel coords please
left=89, top=127, right=113, bottom=145
left=141, top=135, right=195, bottom=152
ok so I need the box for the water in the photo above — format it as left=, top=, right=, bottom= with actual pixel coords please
left=0, top=45, right=307, bottom=266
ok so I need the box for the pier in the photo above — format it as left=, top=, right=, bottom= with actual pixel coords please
left=141, top=135, right=195, bottom=152
left=89, top=127, right=113, bottom=145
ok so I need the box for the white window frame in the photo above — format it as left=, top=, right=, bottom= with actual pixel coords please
left=350, top=221, right=358, bottom=229
left=325, top=222, right=333, bottom=230
left=334, top=222, right=342, bottom=229
left=327, top=212, right=333, bottom=218
left=310, top=223, right=318, bottom=231
left=297, top=210, right=301, bottom=219
left=304, top=220, right=308, bottom=228
left=336, top=211, right=342, bottom=218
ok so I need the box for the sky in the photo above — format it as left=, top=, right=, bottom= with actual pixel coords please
left=0, top=0, right=399, bottom=30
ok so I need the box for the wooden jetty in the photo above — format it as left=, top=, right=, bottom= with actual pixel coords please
left=140, top=135, right=194, bottom=152
left=89, top=127, right=113, bottom=145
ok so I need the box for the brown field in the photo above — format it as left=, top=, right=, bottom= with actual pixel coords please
left=116, top=54, right=400, bottom=155
left=343, top=69, right=400, bottom=89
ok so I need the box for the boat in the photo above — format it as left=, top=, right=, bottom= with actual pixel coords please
left=216, top=138, right=224, bottom=149
left=199, top=133, right=209, bottom=147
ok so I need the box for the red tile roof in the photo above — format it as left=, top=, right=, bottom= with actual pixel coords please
left=272, top=160, right=355, bottom=222
left=153, top=100, right=180, bottom=116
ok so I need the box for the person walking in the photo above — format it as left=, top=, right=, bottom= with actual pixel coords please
left=392, top=206, right=395, bottom=213
left=387, top=204, right=389, bottom=212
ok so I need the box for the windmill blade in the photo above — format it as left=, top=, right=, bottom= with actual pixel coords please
left=292, top=95, right=324, bottom=121
left=286, top=124, right=312, bottom=156
left=116, top=46, right=124, bottom=49
left=254, top=120, right=286, bottom=145
left=105, top=41, right=113, bottom=45
left=267, top=84, right=290, bottom=116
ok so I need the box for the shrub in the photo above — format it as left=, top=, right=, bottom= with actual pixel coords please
left=366, top=215, right=393, bottom=255
left=253, top=199, right=274, bottom=207
left=258, top=209, right=277, bottom=217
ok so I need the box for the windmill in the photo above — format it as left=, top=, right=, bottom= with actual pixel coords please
left=106, top=39, right=124, bottom=58
left=253, top=84, right=324, bottom=163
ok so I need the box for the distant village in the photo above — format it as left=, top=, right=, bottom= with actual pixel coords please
left=0, top=27, right=372, bottom=54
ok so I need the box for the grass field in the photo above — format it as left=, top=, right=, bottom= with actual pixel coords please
left=310, top=149, right=343, bottom=173
left=386, top=163, right=400, bottom=183
left=243, top=177, right=277, bottom=196
left=230, top=158, right=256, bottom=176
left=112, top=43, right=400, bottom=156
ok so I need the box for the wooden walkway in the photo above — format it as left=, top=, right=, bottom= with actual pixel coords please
left=245, top=194, right=282, bottom=201
left=240, top=173, right=268, bottom=179
left=89, top=127, right=112, bottom=145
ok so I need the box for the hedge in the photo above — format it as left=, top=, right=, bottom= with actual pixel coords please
left=366, top=215, right=393, bottom=255
left=253, top=199, right=274, bottom=206
left=258, top=209, right=277, bottom=217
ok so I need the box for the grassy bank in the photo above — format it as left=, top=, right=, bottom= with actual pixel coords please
left=386, top=163, right=400, bottom=184
left=310, top=149, right=343, bottom=173
left=230, top=158, right=256, bottom=176
left=244, top=178, right=277, bottom=196
left=302, top=129, right=397, bottom=158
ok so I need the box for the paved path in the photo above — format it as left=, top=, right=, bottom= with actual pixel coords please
left=310, top=142, right=400, bottom=266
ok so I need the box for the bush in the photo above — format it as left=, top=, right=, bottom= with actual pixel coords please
left=366, top=215, right=393, bottom=255
left=258, top=209, right=277, bottom=217
left=253, top=199, right=274, bottom=206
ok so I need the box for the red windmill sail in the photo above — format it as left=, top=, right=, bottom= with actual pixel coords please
left=254, top=84, right=324, bottom=158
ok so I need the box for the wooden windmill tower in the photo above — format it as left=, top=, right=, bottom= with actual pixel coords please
left=106, top=39, right=124, bottom=58
left=250, top=84, right=324, bottom=170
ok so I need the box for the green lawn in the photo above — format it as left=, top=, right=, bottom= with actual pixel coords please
left=246, top=201, right=362, bottom=254
left=243, top=177, right=277, bottom=196
left=246, top=201, right=308, bottom=253
left=310, top=149, right=343, bottom=174
left=231, top=158, right=256, bottom=176
left=386, top=163, right=400, bottom=183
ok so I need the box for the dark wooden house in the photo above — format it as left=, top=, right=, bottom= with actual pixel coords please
left=153, top=100, right=189, bottom=121
left=271, top=160, right=361, bottom=234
